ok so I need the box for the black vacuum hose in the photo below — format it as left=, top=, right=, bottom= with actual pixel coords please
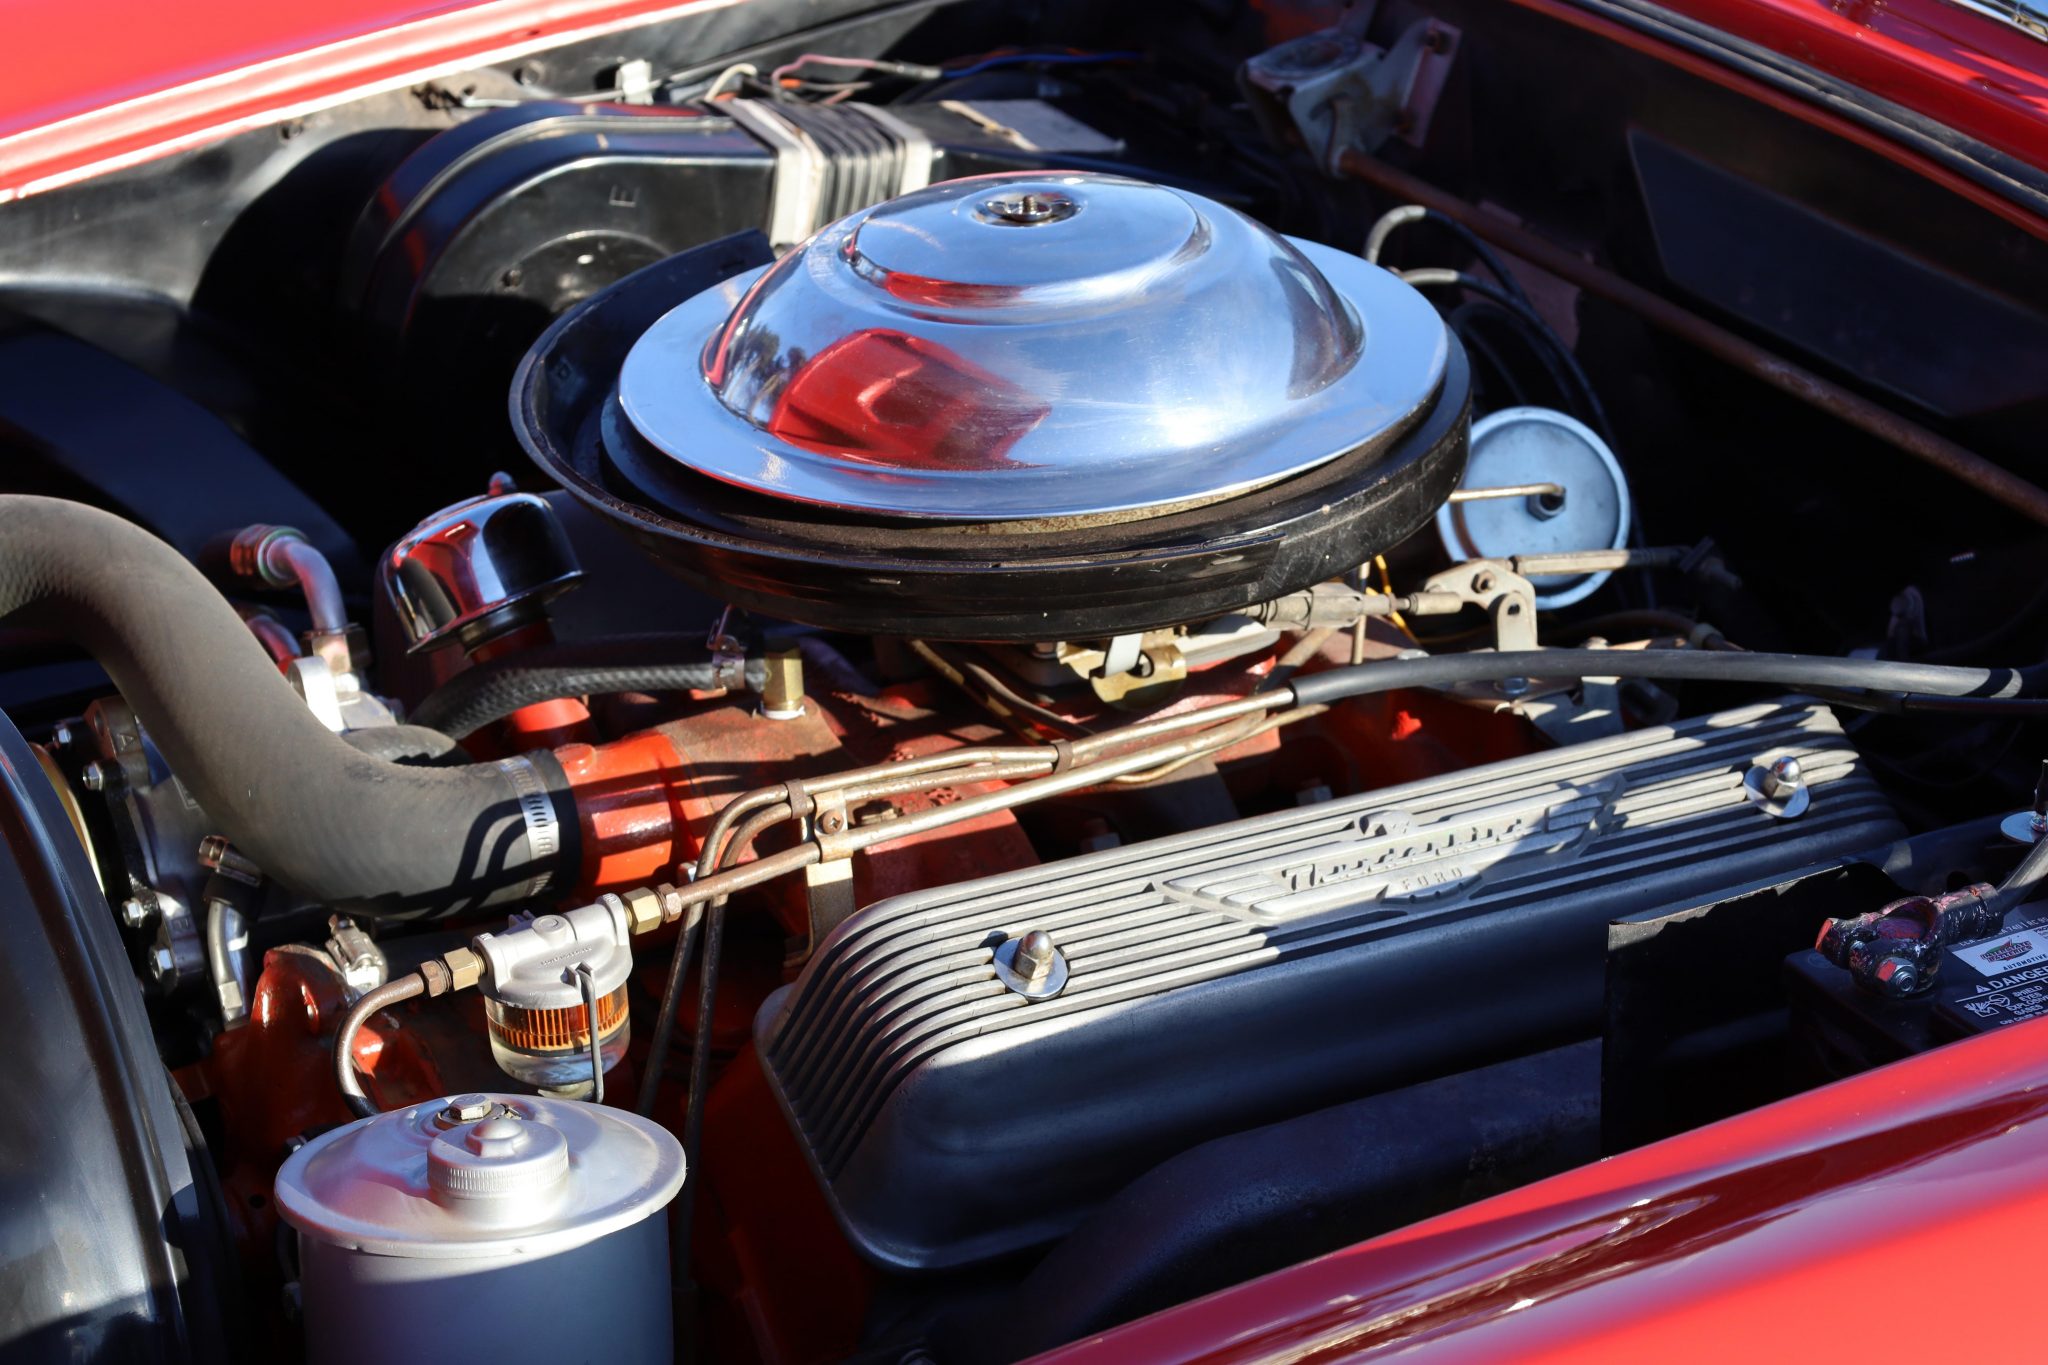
left=411, top=635, right=768, bottom=739
left=0, top=497, right=570, bottom=918
left=1288, top=648, right=2042, bottom=711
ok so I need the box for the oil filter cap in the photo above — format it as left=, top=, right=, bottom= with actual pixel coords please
left=276, top=1093, right=684, bottom=1258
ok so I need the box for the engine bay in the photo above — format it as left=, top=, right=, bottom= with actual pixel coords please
left=4, top=0, right=2048, bottom=1360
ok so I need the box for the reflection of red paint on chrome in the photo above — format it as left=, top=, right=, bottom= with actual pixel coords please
left=765, top=328, right=1050, bottom=470
left=873, top=272, right=1014, bottom=308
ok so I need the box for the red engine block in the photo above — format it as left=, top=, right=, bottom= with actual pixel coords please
left=188, top=633, right=1528, bottom=1363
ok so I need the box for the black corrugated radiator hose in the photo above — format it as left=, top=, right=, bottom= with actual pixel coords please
left=0, top=496, right=572, bottom=919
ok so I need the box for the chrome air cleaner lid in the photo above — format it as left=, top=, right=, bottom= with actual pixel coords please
left=616, top=172, right=1448, bottom=521
left=514, top=179, right=1470, bottom=640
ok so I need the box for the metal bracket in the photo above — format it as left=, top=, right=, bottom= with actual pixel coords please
left=705, top=605, right=749, bottom=694
left=810, top=788, right=855, bottom=862
left=1520, top=672, right=1625, bottom=743
left=1421, top=560, right=1539, bottom=654
left=1242, top=13, right=1461, bottom=174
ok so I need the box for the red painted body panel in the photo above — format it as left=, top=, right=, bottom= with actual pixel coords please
left=1662, top=0, right=2048, bottom=165
left=0, top=0, right=2046, bottom=201
left=1040, top=1013, right=2048, bottom=1363
left=0, top=0, right=733, bottom=198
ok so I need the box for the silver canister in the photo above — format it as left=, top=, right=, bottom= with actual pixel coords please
left=276, top=1093, right=685, bottom=1363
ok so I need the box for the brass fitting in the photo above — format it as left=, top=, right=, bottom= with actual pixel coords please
left=620, top=886, right=664, bottom=936
left=760, top=638, right=805, bottom=720
left=441, top=945, right=483, bottom=992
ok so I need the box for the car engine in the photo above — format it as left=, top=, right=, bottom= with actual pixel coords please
left=2, top=0, right=2047, bottom=1360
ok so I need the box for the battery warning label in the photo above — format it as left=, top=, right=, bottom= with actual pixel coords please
left=1942, top=961, right=2048, bottom=1032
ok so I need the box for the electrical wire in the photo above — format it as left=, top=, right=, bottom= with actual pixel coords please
left=939, top=49, right=1143, bottom=78
left=1392, top=251, right=1654, bottom=606
left=634, top=906, right=703, bottom=1116
left=1366, top=204, right=1532, bottom=310
left=767, top=53, right=945, bottom=86
left=577, top=964, right=605, bottom=1106
left=1398, top=269, right=1615, bottom=449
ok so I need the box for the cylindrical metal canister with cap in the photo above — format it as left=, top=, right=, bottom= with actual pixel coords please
left=275, top=1092, right=685, bottom=1364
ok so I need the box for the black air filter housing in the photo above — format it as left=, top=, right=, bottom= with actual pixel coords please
left=514, top=175, right=1469, bottom=641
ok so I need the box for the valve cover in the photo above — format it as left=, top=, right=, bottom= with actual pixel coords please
left=756, top=700, right=1903, bottom=1270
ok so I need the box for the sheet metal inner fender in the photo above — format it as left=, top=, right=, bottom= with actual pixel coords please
left=0, top=709, right=233, bottom=1359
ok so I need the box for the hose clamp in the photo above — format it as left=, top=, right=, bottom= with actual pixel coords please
left=494, top=756, right=561, bottom=900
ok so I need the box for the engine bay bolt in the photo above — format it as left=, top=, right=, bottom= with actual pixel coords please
left=1873, top=957, right=1920, bottom=997
left=992, top=928, right=1070, bottom=1000
left=1745, top=754, right=1812, bottom=819
left=1014, top=930, right=1057, bottom=982
left=50, top=722, right=73, bottom=748
left=1495, top=676, right=1530, bottom=700
left=442, top=1094, right=496, bottom=1124
left=1762, top=756, right=1804, bottom=800
left=198, top=835, right=263, bottom=885
left=80, top=761, right=106, bottom=792
left=119, top=896, right=153, bottom=929
left=146, top=946, right=175, bottom=983
left=2001, top=761, right=2048, bottom=844
left=979, top=188, right=1078, bottom=225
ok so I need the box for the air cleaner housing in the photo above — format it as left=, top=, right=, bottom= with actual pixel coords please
left=516, top=172, right=1470, bottom=639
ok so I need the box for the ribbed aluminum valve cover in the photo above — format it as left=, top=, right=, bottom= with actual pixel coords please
left=756, top=701, right=1902, bottom=1270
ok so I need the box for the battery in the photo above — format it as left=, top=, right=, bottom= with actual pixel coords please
left=1787, top=901, right=2048, bottom=1076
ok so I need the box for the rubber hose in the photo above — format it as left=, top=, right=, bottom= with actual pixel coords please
left=1289, top=648, right=2037, bottom=710
left=411, top=634, right=770, bottom=739
left=341, top=724, right=467, bottom=767
left=0, top=497, right=569, bottom=917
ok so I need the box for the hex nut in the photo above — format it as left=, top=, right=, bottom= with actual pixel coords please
left=443, top=1094, right=495, bottom=1123
left=1014, top=930, right=1057, bottom=982
left=443, top=946, right=483, bottom=992
left=1764, top=755, right=1804, bottom=799
left=621, top=886, right=663, bottom=937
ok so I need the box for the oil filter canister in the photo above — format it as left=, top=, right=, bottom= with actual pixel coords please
left=276, top=1092, right=686, bottom=1363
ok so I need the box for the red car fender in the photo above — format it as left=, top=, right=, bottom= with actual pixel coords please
left=1040, top=1010, right=2048, bottom=1362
